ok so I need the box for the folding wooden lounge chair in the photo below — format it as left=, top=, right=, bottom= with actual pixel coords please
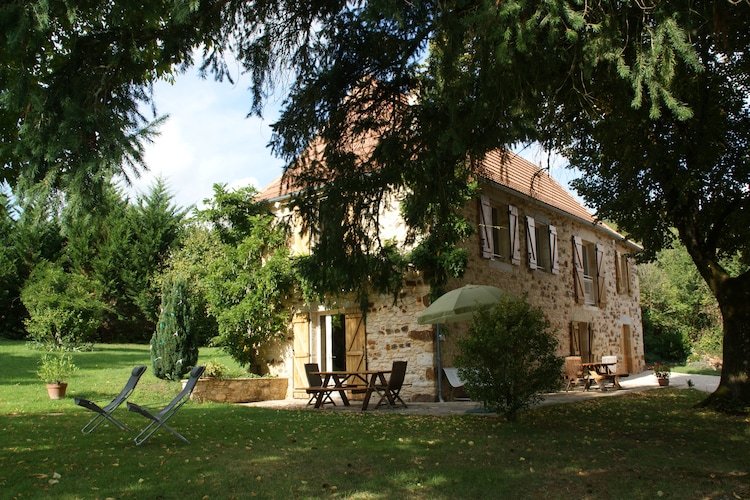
left=375, top=361, right=408, bottom=409
left=126, top=366, right=205, bottom=445
left=74, top=365, right=147, bottom=434
left=304, top=363, right=335, bottom=407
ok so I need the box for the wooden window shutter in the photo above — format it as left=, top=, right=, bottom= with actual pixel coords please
left=596, top=243, right=607, bottom=306
left=549, top=225, right=559, bottom=274
left=623, top=255, right=632, bottom=296
left=509, top=205, right=521, bottom=265
left=479, top=195, right=493, bottom=258
left=292, top=313, right=311, bottom=396
left=572, top=236, right=585, bottom=304
left=345, top=313, right=366, bottom=373
left=615, top=250, right=623, bottom=294
left=570, top=321, right=580, bottom=355
left=526, top=216, right=537, bottom=270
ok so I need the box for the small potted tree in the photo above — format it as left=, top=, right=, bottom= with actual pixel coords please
left=37, top=349, right=77, bottom=399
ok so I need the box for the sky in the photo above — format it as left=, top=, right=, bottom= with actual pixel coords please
left=130, top=68, right=584, bottom=211
left=127, top=67, right=286, bottom=210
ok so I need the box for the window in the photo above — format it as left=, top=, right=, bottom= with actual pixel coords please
left=570, top=321, right=593, bottom=362
left=573, top=236, right=607, bottom=306
left=480, top=195, right=520, bottom=265
left=526, top=216, right=559, bottom=273
left=615, top=251, right=631, bottom=295
left=491, top=206, right=511, bottom=261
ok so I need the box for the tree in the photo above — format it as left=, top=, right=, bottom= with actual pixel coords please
left=20, top=261, right=108, bottom=348
left=151, top=274, right=198, bottom=380
left=6, top=2, right=749, bottom=409
left=0, top=192, right=23, bottom=338
left=233, top=1, right=750, bottom=410
left=192, top=184, right=295, bottom=372
left=61, top=179, right=188, bottom=342
left=0, top=0, right=221, bottom=200
left=455, top=295, right=563, bottom=422
left=639, top=244, right=724, bottom=364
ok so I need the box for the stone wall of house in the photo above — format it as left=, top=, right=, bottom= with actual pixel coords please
left=437, top=185, right=645, bottom=375
left=359, top=183, right=645, bottom=402
left=264, top=185, right=644, bottom=403
left=364, top=274, right=436, bottom=402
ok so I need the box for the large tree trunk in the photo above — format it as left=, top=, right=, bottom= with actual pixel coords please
left=697, top=276, right=750, bottom=411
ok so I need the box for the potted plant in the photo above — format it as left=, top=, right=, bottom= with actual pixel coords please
left=651, top=362, right=671, bottom=386
left=37, top=349, right=77, bottom=399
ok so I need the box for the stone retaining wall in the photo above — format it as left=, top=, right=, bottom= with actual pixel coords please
left=188, top=377, right=288, bottom=403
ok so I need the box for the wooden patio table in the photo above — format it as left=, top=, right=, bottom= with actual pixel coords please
left=581, top=362, right=629, bottom=391
left=312, top=370, right=391, bottom=410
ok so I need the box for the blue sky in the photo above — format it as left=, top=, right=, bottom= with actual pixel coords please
left=132, top=69, right=583, bottom=210
left=129, top=67, right=286, bottom=209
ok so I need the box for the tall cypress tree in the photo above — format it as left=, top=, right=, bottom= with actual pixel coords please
left=150, top=275, right=198, bottom=380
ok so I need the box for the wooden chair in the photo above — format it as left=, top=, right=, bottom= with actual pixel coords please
left=563, top=356, right=584, bottom=391
left=375, top=361, right=408, bottom=409
left=304, top=363, right=335, bottom=407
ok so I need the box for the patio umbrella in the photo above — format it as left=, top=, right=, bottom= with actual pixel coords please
left=418, top=284, right=509, bottom=403
left=417, top=284, right=507, bottom=325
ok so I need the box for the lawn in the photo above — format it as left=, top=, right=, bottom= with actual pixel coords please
left=1, top=340, right=748, bottom=499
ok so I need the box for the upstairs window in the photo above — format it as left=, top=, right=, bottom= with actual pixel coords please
left=573, top=236, right=607, bottom=306
left=480, top=195, right=520, bottom=265
left=615, top=251, right=631, bottom=295
left=526, top=216, right=559, bottom=274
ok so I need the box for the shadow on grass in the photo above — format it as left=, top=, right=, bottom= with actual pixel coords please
left=2, top=391, right=750, bottom=499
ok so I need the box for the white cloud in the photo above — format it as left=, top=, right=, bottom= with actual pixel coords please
left=127, top=69, right=285, bottom=209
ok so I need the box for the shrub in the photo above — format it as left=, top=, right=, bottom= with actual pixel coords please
left=150, top=275, right=198, bottom=380
left=20, top=261, right=107, bottom=348
left=455, top=294, right=563, bottom=422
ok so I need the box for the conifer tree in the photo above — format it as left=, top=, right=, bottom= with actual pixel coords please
left=150, top=275, right=198, bottom=381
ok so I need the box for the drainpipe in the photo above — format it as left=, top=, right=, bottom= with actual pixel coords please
left=436, top=324, right=444, bottom=402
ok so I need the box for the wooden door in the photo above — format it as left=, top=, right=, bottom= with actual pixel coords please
left=345, top=313, right=366, bottom=400
left=621, top=324, right=634, bottom=373
left=292, top=313, right=311, bottom=399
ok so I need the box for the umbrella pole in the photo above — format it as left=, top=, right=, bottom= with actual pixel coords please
left=436, top=324, right=444, bottom=403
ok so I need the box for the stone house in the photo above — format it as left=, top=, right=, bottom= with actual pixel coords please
left=257, top=149, right=645, bottom=402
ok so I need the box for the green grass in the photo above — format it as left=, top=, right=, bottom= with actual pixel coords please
left=1, top=340, right=749, bottom=499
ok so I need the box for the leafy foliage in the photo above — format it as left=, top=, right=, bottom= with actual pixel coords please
left=20, top=261, right=108, bottom=348
left=36, top=348, right=77, bottom=384
left=639, top=243, right=725, bottom=363
left=187, top=184, right=295, bottom=371
left=63, top=180, right=189, bottom=342
left=5, top=1, right=750, bottom=406
left=0, top=0, right=220, bottom=200
left=455, top=295, right=563, bottom=422
left=150, top=274, right=198, bottom=380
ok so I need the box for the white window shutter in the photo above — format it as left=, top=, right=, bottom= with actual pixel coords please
left=479, top=195, right=493, bottom=259
left=526, top=216, right=537, bottom=270
left=572, top=236, right=585, bottom=304
left=509, top=205, right=520, bottom=265
left=549, top=225, right=559, bottom=274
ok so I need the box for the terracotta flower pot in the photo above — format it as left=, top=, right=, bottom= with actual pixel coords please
left=657, top=378, right=669, bottom=387
left=46, top=383, right=68, bottom=399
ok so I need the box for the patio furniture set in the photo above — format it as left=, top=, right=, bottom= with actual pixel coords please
left=564, top=355, right=630, bottom=391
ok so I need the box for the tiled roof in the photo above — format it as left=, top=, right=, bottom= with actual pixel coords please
left=257, top=149, right=596, bottom=224
left=480, top=150, right=596, bottom=223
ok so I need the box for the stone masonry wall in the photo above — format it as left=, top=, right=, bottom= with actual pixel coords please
left=360, top=184, right=645, bottom=402
left=270, top=186, right=644, bottom=403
